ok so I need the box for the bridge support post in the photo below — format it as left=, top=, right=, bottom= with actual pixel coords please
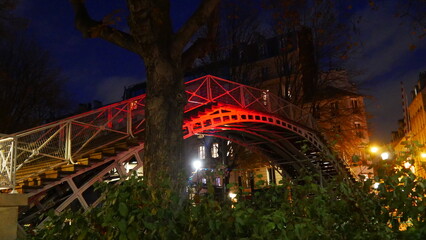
left=0, top=194, right=28, bottom=240
left=127, top=103, right=134, bottom=137
left=65, top=122, right=75, bottom=164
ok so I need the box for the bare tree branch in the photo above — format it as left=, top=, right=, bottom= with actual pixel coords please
left=70, top=0, right=139, bottom=53
left=182, top=38, right=210, bottom=71
left=173, top=0, right=220, bottom=53
left=182, top=6, right=219, bottom=70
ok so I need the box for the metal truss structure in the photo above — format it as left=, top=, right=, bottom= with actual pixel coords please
left=0, top=75, right=355, bottom=225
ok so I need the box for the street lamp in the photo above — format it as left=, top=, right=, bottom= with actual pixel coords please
left=228, top=192, right=237, bottom=202
left=404, top=161, right=412, bottom=169
left=381, top=152, right=390, bottom=160
left=370, top=146, right=380, bottom=154
left=373, top=182, right=380, bottom=189
left=192, top=159, right=202, bottom=170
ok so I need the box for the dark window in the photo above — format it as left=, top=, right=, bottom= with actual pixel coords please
left=313, top=104, right=321, bottom=118
left=351, top=99, right=359, bottom=113
left=330, top=102, right=339, bottom=116
left=333, top=125, right=341, bottom=133
left=261, top=67, right=269, bottom=80
left=259, top=43, right=267, bottom=57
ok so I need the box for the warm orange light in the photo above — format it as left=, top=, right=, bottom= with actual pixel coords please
left=370, top=146, right=379, bottom=154
left=421, top=152, right=426, bottom=160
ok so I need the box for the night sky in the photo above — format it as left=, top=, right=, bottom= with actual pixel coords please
left=13, top=1, right=426, bottom=144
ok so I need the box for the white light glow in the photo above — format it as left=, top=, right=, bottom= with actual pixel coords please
left=381, top=152, right=390, bottom=160
left=373, top=182, right=380, bottom=189
left=404, top=162, right=412, bottom=169
left=192, top=159, right=202, bottom=170
left=229, top=192, right=237, bottom=199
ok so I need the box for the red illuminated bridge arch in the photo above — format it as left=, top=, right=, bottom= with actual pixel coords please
left=0, top=75, right=354, bottom=225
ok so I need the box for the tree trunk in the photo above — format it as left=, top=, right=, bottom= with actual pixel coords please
left=143, top=57, right=186, bottom=188
left=70, top=0, right=221, bottom=191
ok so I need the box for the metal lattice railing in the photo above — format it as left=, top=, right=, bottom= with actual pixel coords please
left=0, top=137, right=16, bottom=189
left=0, top=75, right=324, bottom=190
left=185, top=75, right=318, bottom=130
left=0, top=93, right=146, bottom=189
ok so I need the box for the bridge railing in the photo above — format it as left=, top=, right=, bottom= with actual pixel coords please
left=185, top=75, right=318, bottom=130
left=0, top=94, right=146, bottom=190
left=0, top=75, right=322, bottom=190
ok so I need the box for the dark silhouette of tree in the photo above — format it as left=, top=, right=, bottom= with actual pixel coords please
left=0, top=2, right=67, bottom=134
left=70, top=0, right=221, bottom=188
left=264, top=0, right=360, bottom=102
left=0, top=0, right=26, bottom=37
left=190, top=0, right=265, bottom=85
left=0, top=35, right=69, bottom=134
left=390, top=0, right=426, bottom=44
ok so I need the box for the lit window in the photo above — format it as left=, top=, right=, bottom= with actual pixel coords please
left=262, top=90, right=269, bottom=105
left=211, top=143, right=219, bottom=158
left=198, top=145, right=205, bottom=160
left=215, top=177, right=221, bottom=186
left=227, top=145, right=234, bottom=157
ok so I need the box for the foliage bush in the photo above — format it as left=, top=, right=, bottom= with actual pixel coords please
left=28, top=142, right=426, bottom=239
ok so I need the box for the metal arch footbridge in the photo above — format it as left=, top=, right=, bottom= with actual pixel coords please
left=0, top=75, right=354, bottom=223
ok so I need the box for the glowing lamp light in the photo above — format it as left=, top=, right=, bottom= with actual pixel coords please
left=380, top=152, right=390, bottom=160
left=370, top=146, right=379, bottom=154
left=228, top=192, right=237, bottom=199
left=421, top=152, right=426, bottom=160
left=192, top=159, right=202, bottom=170
left=404, top=162, right=412, bottom=169
left=373, top=182, right=380, bottom=189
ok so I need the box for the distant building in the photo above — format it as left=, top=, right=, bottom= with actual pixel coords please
left=259, top=70, right=372, bottom=178
left=393, top=72, right=426, bottom=177
left=186, top=27, right=372, bottom=180
left=391, top=119, right=407, bottom=153
left=124, top=27, right=372, bottom=181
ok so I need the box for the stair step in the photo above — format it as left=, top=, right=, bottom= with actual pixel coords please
left=22, top=185, right=43, bottom=193
left=58, top=164, right=87, bottom=172
left=87, top=152, right=106, bottom=160
left=40, top=177, right=61, bottom=184
left=102, top=147, right=117, bottom=156
left=58, top=170, right=76, bottom=177
left=126, top=139, right=140, bottom=147
left=11, top=138, right=142, bottom=192
left=75, top=158, right=90, bottom=165
left=114, top=142, right=129, bottom=151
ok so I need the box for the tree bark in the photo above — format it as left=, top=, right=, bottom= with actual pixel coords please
left=143, top=57, right=185, bottom=187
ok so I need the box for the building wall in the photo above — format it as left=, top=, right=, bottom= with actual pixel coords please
left=407, top=87, right=426, bottom=177
left=314, top=94, right=372, bottom=178
left=187, top=31, right=372, bottom=180
left=258, top=69, right=372, bottom=178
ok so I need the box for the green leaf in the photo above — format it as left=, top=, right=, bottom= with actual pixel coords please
left=119, top=233, right=128, bottom=240
left=118, top=219, right=127, bottom=233
left=77, top=230, right=87, bottom=240
left=119, top=202, right=129, bottom=217
left=127, top=228, right=138, bottom=240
